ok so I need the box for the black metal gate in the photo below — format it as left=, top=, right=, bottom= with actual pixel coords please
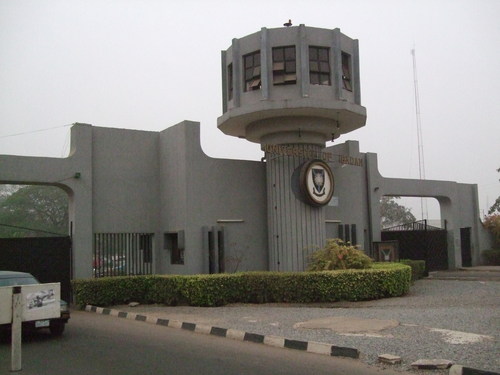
left=0, top=236, right=72, bottom=301
left=93, top=233, right=154, bottom=277
left=382, top=220, right=448, bottom=271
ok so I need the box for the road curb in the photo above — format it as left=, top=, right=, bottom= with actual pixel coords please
left=84, top=305, right=360, bottom=359
left=449, top=365, right=500, bottom=375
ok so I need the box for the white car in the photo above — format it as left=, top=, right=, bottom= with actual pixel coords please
left=0, top=271, right=70, bottom=336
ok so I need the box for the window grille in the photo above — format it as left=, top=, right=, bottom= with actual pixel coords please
left=93, top=233, right=153, bottom=277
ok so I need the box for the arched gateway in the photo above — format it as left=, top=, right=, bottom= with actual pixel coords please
left=0, top=25, right=492, bottom=278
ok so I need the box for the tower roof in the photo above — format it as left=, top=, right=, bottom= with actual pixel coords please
left=217, top=25, right=366, bottom=145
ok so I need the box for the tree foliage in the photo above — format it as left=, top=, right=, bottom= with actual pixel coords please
left=483, top=214, right=500, bottom=249
left=380, top=196, right=416, bottom=229
left=487, top=167, right=500, bottom=215
left=0, top=185, right=68, bottom=237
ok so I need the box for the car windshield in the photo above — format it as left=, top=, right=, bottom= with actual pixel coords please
left=0, top=276, right=39, bottom=287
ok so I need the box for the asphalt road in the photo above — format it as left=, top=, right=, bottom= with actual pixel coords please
left=111, top=275, right=500, bottom=372
left=0, top=310, right=401, bottom=375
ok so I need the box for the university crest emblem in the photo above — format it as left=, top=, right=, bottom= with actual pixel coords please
left=299, top=160, right=334, bottom=206
left=311, top=168, right=326, bottom=197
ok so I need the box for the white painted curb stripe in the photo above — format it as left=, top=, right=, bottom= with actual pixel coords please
left=84, top=305, right=360, bottom=360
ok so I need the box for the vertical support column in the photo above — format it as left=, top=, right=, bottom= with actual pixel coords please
left=365, top=153, right=381, bottom=256
left=299, top=24, right=309, bottom=98
left=231, top=38, right=241, bottom=108
left=332, top=28, right=342, bottom=100
left=202, top=226, right=210, bottom=273
left=266, top=144, right=326, bottom=272
left=439, top=192, right=462, bottom=269
left=471, top=184, right=482, bottom=266
left=208, top=227, right=218, bottom=274
left=11, top=286, right=22, bottom=372
left=218, top=227, right=225, bottom=273
left=221, top=50, right=228, bottom=113
left=352, top=39, right=362, bottom=105
left=67, top=124, right=94, bottom=279
left=260, top=27, right=269, bottom=100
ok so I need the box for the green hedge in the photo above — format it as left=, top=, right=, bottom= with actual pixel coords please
left=399, top=259, right=426, bottom=281
left=72, top=263, right=411, bottom=308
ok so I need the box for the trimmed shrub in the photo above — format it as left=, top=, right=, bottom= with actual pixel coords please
left=399, top=259, right=426, bottom=281
left=72, top=263, right=411, bottom=308
left=72, top=275, right=161, bottom=307
left=307, top=239, right=372, bottom=271
left=481, top=249, right=500, bottom=265
left=144, top=275, right=189, bottom=305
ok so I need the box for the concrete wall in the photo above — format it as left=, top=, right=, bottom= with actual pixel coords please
left=322, top=140, right=491, bottom=268
left=324, top=141, right=370, bottom=251
left=0, top=121, right=268, bottom=278
left=91, top=127, right=160, bottom=234
left=364, top=152, right=486, bottom=268
left=159, top=121, right=268, bottom=274
left=1, top=122, right=491, bottom=277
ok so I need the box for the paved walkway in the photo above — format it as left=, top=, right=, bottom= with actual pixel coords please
left=94, top=267, right=499, bottom=373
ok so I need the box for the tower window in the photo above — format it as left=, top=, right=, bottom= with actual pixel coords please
left=272, top=46, right=296, bottom=85
left=227, top=63, right=233, bottom=100
left=243, top=50, right=261, bottom=91
left=309, top=46, right=330, bottom=85
left=341, top=52, right=352, bottom=91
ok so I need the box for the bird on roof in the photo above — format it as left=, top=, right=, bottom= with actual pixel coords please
left=283, top=19, right=292, bottom=27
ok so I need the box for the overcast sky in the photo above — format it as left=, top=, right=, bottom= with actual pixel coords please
left=1, top=0, right=499, bottom=219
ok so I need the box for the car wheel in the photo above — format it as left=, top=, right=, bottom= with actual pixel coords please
left=49, top=320, right=65, bottom=336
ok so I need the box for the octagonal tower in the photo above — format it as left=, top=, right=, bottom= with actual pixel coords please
left=218, top=24, right=367, bottom=271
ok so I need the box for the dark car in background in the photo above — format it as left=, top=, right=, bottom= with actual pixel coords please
left=0, top=271, right=70, bottom=336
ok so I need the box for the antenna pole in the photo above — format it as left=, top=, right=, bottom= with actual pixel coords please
left=411, top=48, right=427, bottom=220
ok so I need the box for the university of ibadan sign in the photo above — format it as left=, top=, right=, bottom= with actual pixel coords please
left=263, top=144, right=363, bottom=167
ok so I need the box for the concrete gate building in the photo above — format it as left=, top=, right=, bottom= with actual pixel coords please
left=0, top=25, right=491, bottom=279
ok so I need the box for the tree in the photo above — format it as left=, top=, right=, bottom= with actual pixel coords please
left=488, top=167, right=500, bottom=215
left=483, top=214, right=500, bottom=249
left=380, top=196, right=416, bottom=229
left=0, top=185, right=68, bottom=237
left=482, top=168, right=500, bottom=265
